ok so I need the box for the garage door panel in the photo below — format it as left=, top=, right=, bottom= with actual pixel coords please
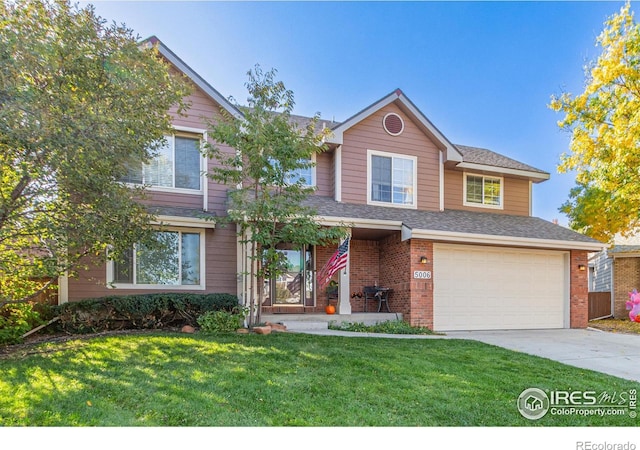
left=433, top=244, right=567, bottom=331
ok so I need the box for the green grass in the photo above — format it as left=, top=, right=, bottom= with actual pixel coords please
left=329, top=320, right=437, bottom=334
left=0, top=331, right=638, bottom=426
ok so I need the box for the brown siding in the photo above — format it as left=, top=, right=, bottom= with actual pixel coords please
left=444, top=169, right=531, bottom=216
left=340, top=103, right=441, bottom=211
left=67, top=81, right=239, bottom=302
left=139, top=191, right=203, bottom=209
left=67, top=227, right=237, bottom=301
left=168, top=83, right=237, bottom=216
left=315, top=150, right=334, bottom=198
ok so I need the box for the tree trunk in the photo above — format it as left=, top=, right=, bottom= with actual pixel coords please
left=248, top=240, right=257, bottom=328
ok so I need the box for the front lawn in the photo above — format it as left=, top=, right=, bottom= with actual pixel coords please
left=0, top=332, right=638, bottom=426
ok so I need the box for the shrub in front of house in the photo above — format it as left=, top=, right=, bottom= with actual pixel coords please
left=197, top=310, right=244, bottom=334
left=0, top=302, right=46, bottom=345
left=54, top=293, right=239, bottom=334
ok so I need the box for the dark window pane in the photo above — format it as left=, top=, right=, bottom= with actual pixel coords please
left=181, top=232, right=201, bottom=285
left=136, top=231, right=180, bottom=284
left=175, top=136, right=201, bottom=189
left=371, top=155, right=392, bottom=202
left=113, top=248, right=134, bottom=283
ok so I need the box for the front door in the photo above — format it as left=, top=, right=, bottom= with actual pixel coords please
left=267, top=245, right=315, bottom=306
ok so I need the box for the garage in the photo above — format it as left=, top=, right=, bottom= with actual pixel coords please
left=433, top=243, right=569, bottom=331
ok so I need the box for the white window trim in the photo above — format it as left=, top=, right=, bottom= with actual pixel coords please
left=366, top=149, right=418, bottom=209
left=106, top=226, right=206, bottom=290
left=282, top=153, right=317, bottom=188
left=463, top=172, right=504, bottom=210
left=125, top=125, right=206, bottom=195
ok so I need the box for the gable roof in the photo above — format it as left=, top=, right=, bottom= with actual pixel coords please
left=324, top=90, right=547, bottom=182
left=327, top=89, right=464, bottom=163
left=609, top=245, right=640, bottom=255
left=304, top=195, right=604, bottom=251
left=454, top=144, right=550, bottom=182
left=141, top=36, right=243, bottom=120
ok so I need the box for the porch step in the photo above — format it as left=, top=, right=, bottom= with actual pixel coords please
left=262, top=312, right=403, bottom=331
left=279, top=321, right=329, bottom=331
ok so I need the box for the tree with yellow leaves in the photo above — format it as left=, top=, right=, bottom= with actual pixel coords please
left=550, top=2, right=640, bottom=243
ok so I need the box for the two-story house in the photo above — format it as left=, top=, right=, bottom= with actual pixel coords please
left=59, top=37, right=604, bottom=331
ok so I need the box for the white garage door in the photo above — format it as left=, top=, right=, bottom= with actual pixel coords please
left=433, top=243, right=568, bottom=331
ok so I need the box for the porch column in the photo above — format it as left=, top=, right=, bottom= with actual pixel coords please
left=337, top=230, right=352, bottom=315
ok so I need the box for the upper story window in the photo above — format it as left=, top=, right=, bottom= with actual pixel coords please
left=285, top=158, right=315, bottom=187
left=122, top=132, right=202, bottom=192
left=268, top=156, right=315, bottom=187
left=109, top=228, right=204, bottom=289
left=367, top=149, right=417, bottom=208
left=464, top=173, right=503, bottom=209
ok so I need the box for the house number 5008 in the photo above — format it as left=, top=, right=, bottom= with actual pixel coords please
left=413, top=271, right=432, bottom=279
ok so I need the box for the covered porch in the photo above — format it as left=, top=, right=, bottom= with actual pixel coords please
left=259, top=225, right=409, bottom=317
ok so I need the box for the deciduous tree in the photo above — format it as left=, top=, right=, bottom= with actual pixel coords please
left=205, top=66, right=345, bottom=327
left=550, top=2, right=640, bottom=242
left=0, top=0, right=190, bottom=303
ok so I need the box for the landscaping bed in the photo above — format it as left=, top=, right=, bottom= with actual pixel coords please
left=589, top=318, right=640, bottom=335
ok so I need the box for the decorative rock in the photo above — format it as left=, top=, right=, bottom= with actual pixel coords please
left=265, top=322, right=287, bottom=332
left=181, top=325, right=195, bottom=333
left=236, top=328, right=250, bottom=334
left=253, top=326, right=272, bottom=335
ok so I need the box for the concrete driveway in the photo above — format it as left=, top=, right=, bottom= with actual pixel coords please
left=446, top=328, right=640, bottom=383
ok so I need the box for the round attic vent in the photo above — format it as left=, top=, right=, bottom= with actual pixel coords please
left=383, top=113, right=404, bottom=136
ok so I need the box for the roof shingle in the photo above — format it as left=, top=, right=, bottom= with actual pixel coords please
left=454, top=144, right=548, bottom=174
left=303, top=196, right=601, bottom=245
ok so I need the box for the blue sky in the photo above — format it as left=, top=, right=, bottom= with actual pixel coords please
left=85, top=0, right=630, bottom=226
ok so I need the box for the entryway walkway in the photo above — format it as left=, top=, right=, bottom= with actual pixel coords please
left=445, top=328, right=640, bottom=384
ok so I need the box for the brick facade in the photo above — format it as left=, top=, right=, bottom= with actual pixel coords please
left=376, top=234, right=434, bottom=328
left=407, top=239, right=434, bottom=328
left=613, top=257, right=640, bottom=319
left=570, top=250, right=589, bottom=328
left=348, top=239, right=381, bottom=312
left=378, top=233, right=411, bottom=319
left=262, top=238, right=591, bottom=330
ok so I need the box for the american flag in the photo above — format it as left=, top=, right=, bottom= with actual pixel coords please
left=317, top=237, right=350, bottom=289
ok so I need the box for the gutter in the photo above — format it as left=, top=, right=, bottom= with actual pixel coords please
left=402, top=225, right=605, bottom=251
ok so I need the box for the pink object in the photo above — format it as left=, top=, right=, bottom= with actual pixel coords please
left=626, top=289, right=640, bottom=322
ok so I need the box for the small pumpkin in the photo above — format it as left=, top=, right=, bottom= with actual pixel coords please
left=325, top=304, right=336, bottom=315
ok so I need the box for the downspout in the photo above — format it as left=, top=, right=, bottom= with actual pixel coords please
left=57, top=272, right=69, bottom=304
left=610, top=252, right=615, bottom=318
left=334, top=145, right=342, bottom=202
left=202, top=131, right=209, bottom=212
left=439, top=151, right=444, bottom=211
